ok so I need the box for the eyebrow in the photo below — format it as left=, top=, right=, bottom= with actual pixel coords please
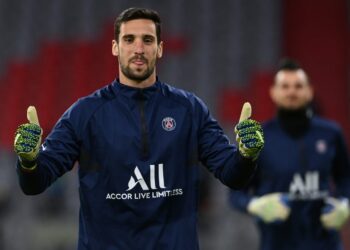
left=143, top=34, right=155, bottom=39
left=122, top=33, right=155, bottom=37
left=122, top=34, right=133, bottom=38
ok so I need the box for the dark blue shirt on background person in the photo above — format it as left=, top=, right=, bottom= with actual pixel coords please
left=229, top=59, right=350, bottom=250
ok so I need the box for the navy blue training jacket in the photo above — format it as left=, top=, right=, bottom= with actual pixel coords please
left=17, top=79, right=256, bottom=250
left=230, top=117, right=350, bottom=250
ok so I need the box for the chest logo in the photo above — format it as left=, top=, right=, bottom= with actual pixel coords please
left=315, top=139, right=327, bottom=154
left=289, top=171, right=328, bottom=200
left=127, top=164, right=166, bottom=191
left=162, top=117, right=176, bottom=131
left=105, top=163, right=184, bottom=200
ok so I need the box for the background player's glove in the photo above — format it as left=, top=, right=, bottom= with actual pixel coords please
left=247, top=193, right=291, bottom=223
left=320, top=197, right=350, bottom=230
left=235, top=102, right=264, bottom=161
left=14, top=106, right=42, bottom=170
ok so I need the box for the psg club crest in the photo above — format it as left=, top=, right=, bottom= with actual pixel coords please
left=162, top=117, right=176, bottom=131
left=315, top=139, right=327, bottom=154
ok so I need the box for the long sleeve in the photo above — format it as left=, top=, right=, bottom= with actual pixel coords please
left=229, top=189, right=254, bottom=213
left=331, top=127, right=350, bottom=199
left=195, top=96, right=256, bottom=189
left=16, top=106, right=81, bottom=195
left=228, top=164, right=260, bottom=212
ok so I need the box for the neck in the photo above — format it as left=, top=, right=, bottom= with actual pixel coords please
left=277, top=106, right=312, bottom=138
left=119, top=72, right=157, bottom=89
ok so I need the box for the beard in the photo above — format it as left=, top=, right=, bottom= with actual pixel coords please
left=120, top=55, right=156, bottom=83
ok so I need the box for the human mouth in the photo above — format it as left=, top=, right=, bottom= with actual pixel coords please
left=130, top=57, right=147, bottom=66
left=132, top=60, right=145, bottom=66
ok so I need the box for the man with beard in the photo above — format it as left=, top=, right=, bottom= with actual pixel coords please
left=14, top=7, right=264, bottom=250
left=229, top=59, right=350, bottom=250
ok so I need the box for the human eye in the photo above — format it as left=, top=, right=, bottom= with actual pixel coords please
left=143, top=36, right=154, bottom=44
left=295, top=82, right=303, bottom=90
left=280, top=83, right=289, bottom=90
left=123, top=35, right=134, bottom=43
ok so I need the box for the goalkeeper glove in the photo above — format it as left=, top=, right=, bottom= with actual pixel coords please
left=235, top=102, right=264, bottom=161
left=247, top=193, right=291, bottom=223
left=320, top=197, right=350, bottom=230
left=14, top=106, right=42, bottom=170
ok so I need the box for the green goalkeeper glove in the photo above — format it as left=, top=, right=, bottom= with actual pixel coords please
left=14, top=106, right=42, bottom=170
left=247, top=193, right=291, bottom=223
left=235, top=102, right=264, bottom=161
left=320, top=197, right=350, bottom=230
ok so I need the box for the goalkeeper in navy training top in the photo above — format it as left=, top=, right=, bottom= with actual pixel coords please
left=229, top=58, right=350, bottom=250
left=13, top=7, right=264, bottom=250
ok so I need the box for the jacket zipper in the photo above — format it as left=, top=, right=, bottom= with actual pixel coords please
left=137, top=90, right=149, bottom=159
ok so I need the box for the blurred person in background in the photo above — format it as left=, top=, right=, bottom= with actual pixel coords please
left=13, top=7, right=264, bottom=250
left=229, top=58, right=350, bottom=250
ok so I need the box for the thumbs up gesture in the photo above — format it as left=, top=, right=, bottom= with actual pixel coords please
left=14, top=106, right=43, bottom=169
left=235, top=102, right=264, bottom=161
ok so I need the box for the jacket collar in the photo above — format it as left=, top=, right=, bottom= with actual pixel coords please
left=112, top=78, right=161, bottom=100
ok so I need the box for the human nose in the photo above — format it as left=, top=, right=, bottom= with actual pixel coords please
left=134, top=39, right=144, bottom=54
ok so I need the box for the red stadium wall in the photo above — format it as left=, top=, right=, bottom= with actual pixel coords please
left=218, top=72, right=275, bottom=124
left=0, top=23, right=116, bottom=147
left=283, top=0, right=350, bottom=144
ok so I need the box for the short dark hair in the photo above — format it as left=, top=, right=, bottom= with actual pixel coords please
left=277, top=58, right=302, bottom=71
left=114, top=7, right=162, bottom=44
left=275, top=58, right=310, bottom=84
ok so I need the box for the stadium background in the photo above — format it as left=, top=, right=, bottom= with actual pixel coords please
left=0, top=0, right=349, bottom=249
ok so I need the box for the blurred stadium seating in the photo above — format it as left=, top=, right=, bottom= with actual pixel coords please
left=0, top=0, right=348, bottom=249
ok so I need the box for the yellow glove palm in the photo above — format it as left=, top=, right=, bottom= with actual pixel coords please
left=14, top=106, right=42, bottom=169
left=247, top=193, right=291, bottom=223
left=320, top=197, right=350, bottom=230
